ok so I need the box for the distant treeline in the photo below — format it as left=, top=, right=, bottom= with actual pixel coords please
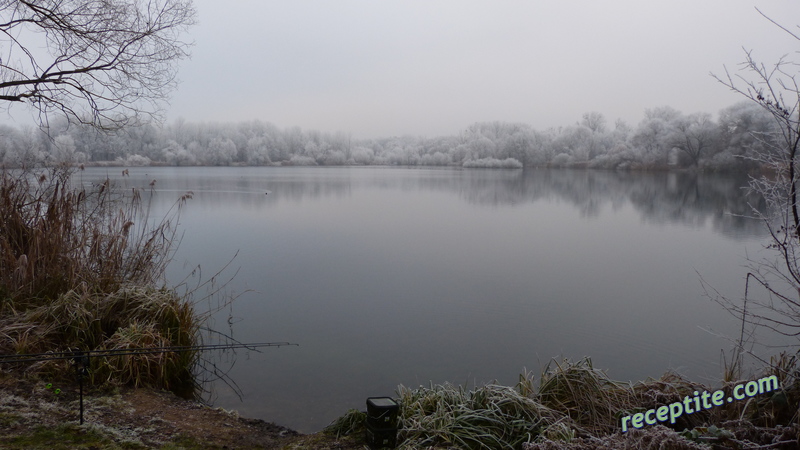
left=0, top=101, right=778, bottom=170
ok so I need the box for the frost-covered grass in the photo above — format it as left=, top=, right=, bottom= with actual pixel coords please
left=325, top=356, right=800, bottom=449
left=397, top=381, right=559, bottom=449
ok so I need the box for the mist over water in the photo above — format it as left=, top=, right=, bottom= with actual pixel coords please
left=82, top=166, right=777, bottom=433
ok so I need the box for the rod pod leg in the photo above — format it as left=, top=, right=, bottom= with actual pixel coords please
left=70, top=349, right=90, bottom=425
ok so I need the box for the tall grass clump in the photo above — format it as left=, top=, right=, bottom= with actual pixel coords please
left=537, top=358, right=713, bottom=435
left=537, top=358, right=634, bottom=435
left=397, top=381, right=565, bottom=449
left=540, top=358, right=705, bottom=436
left=0, top=166, right=181, bottom=303
left=393, top=359, right=632, bottom=449
left=712, top=350, right=800, bottom=428
left=0, top=166, right=202, bottom=397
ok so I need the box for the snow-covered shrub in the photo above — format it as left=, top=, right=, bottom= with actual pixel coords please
left=462, top=157, right=522, bottom=169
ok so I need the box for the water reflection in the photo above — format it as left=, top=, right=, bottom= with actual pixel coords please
left=91, top=167, right=765, bottom=240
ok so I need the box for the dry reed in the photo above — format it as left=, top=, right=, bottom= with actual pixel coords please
left=0, top=166, right=201, bottom=397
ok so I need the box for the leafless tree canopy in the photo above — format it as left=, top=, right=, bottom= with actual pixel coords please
left=0, top=0, right=196, bottom=130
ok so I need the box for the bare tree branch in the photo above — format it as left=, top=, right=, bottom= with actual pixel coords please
left=756, top=7, right=800, bottom=42
left=0, top=0, right=196, bottom=131
left=709, top=12, right=800, bottom=352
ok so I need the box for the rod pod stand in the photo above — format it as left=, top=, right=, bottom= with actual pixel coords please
left=70, top=349, right=90, bottom=425
left=0, top=342, right=298, bottom=425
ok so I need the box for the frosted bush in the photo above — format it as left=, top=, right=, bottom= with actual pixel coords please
left=462, top=157, right=522, bottom=168
left=115, top=154, right=151, bottom=166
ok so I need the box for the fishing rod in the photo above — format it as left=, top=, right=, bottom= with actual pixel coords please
left=0, top=342, right=296, bottom=364
left=0, top=341, right=298, bottom=424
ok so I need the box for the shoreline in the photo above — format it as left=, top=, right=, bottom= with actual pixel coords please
left=2, top=359, right=797, bottom=449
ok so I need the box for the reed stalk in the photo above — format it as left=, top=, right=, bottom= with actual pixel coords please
left=0, top=166, right=201, bottom=397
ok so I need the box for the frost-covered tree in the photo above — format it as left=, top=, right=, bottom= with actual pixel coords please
left=710, top=10, right=800, bottom=355
left=162, top=139, right=196, bottom=166
left=52, top=134, right=84, bottom=163
left=716, top=101, right=777, bottom=168
left=205, top=137, right=237, bottom=166
left=631, top=114, right=673, bottom=166
left=668, top=112, right=719, bottom=167
left=581, top=111, right=607, bottom=133
left=350, top=146, right=374, bottom=165
left=4, top=126, right=45, bottom=166
left=504, top=126, right=536, bottom=168
left=551, top=125, right=594, bottom=162
left=245, top=136, right=272, bottom=165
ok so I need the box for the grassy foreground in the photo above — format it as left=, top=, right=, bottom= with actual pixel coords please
left=325, top=357, right=799, bottom=449
left=0, top=356, right=797, bottom=449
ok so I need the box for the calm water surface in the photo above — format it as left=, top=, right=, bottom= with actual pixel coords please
left=81, top=166, right=777, bottom=432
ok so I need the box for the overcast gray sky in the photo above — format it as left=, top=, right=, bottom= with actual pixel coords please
left=164, top=1, right=800, bottom=138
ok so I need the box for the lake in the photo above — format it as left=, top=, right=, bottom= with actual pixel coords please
left=80, top=166, right=780, bottom=433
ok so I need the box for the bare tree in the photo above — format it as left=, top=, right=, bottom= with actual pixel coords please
left=0, top=0, right=196, bottom=130
left=711, top=9, right=800, bottom=352
left=580, top=111, right=606, bottom=134
left=669, top=112, right=719, bottom=168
